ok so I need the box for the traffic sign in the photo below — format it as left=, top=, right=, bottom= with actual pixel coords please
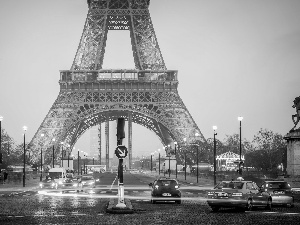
left=115, top=145, right=128, bottom=159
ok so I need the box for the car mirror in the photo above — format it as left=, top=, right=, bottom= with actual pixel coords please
left=148, top=183, right=153, bottom=186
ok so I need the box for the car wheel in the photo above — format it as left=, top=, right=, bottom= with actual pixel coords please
left=211, top=206, right=220, bottom=212
left=236, top=207, right=245, bottom=212
left=246, top=199, right=253, bottom=211
left=176, top=200, right=181, bottom=204
left=265, top=198, right=272, bottom=210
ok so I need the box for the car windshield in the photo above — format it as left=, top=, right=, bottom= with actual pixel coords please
left=156, top=180, right=177, bottom=186
left=216, top=181, right=244, bottom=189
left=267, top=182, right=290, bottom=189
left=48, top=172, right=63, bottom=179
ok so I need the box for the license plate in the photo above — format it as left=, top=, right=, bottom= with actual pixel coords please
left=218, top=193, right=228, bottom=197
left=162, top=193, right=171, bottom=196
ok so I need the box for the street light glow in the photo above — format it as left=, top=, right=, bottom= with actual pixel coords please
left=238, top=116, right=243, bottom=121
left=0, top=115, right=3, bottom=121
left=213, top=126, right=217, bottom=131
left=23, top=126, right=27, bottom=132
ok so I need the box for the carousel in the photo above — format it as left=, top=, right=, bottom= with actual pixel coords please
left=216, top=151, right=244, bottom=171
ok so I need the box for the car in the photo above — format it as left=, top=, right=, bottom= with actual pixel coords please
left=39, top=177, right=58, bottom=189
left=207, top=179, right=272, bottom=212
left=60, top=178, right=79, bottom=190
left=148, top=177, right=181, bottom=204
left=260, top=180, right=294, bottom=208
left=129, top=169, right=139, bottom=174
left=78, top=175, right=96, bottom=191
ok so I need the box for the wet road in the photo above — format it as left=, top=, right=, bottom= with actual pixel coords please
left=0, top=172, right=300, bottom=224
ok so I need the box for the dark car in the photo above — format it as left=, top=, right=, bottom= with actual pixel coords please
left=260, top=181, right=294, bottom=207
left=78, top=175, right=96, bottom=191
left=149, top=177, right=181, bottom=204
left=39, top=177, right=58, bottom=189
left=207, top=180, right=272, bottom=212
left=61, top=178, right=79, bottom=190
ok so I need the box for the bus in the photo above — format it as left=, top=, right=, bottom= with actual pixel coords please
left=85, top=165, right=106, bottom=174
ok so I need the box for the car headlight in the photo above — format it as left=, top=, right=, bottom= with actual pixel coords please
left=154, top=185, right=159, bottom=189
left=89, top=182, right=94, bottom=185
left=58, top=181, right=63, bottom=184
left=51, top=183, right=55, bottom=186
left=39, top=183, right=43, bottom=187
left=73, top=183, right=78, bottom=187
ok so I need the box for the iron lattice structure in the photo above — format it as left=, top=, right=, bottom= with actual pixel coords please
left=28, top=0, right=206, bottom=165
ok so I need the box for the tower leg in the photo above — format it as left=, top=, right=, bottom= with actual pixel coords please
left=105, top=118, right=109, bottom=170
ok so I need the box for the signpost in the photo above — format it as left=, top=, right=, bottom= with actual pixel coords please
left=115, top=118, right=127, bottom=208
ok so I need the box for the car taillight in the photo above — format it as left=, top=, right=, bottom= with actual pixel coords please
left=175, top=185, right=179, bottom=189
left=232, top=192, right=243, bottom=197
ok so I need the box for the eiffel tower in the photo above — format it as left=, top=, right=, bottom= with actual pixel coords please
left=28, top=0, right=206, bottom=169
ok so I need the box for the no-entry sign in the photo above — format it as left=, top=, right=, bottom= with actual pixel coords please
left=115, top=145, right=128, bottom=159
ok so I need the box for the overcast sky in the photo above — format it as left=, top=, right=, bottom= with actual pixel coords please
left=0, top=0, right=299, bottom=159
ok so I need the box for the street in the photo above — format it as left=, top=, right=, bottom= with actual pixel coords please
left=0, top=172, right=300, bottom=224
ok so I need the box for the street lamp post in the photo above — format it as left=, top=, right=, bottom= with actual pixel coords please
left=67, top=145, right=70, bottom=170
left=61, top=142, right=64, bottom=168
left=174, top=142, right=177, bottom=178
left=23, top=126, right=27, bottom=187
left=40, top=133, right=44, bottom=181
left=168, top=145, right=171, bottom=177
left=238, top=116, right=243, bottom=175
left=52, top=138, right=55, bottom=168
left=0, top=116, right=3, bottom=164
left=183, top=138, right=187, bottom=181
left=158, top=149, right=161, bottom=175
left=195, top=133, right=200, bottom=183
left=213, top=126, right=218, bottom=186
left=150, top=153, right=153, bottom=172
left=77, top=149, right=80, bottom=176
left=93, top=157, right=94, bottom=165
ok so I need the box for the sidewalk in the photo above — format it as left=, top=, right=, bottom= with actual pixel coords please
left=0, top=177, right=40, bottom=192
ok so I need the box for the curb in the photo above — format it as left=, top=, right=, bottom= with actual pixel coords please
left=106, top=198, right=134, bottom=214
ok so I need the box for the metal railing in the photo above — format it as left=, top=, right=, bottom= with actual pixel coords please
left=60, top=69, right=178, bottom=82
